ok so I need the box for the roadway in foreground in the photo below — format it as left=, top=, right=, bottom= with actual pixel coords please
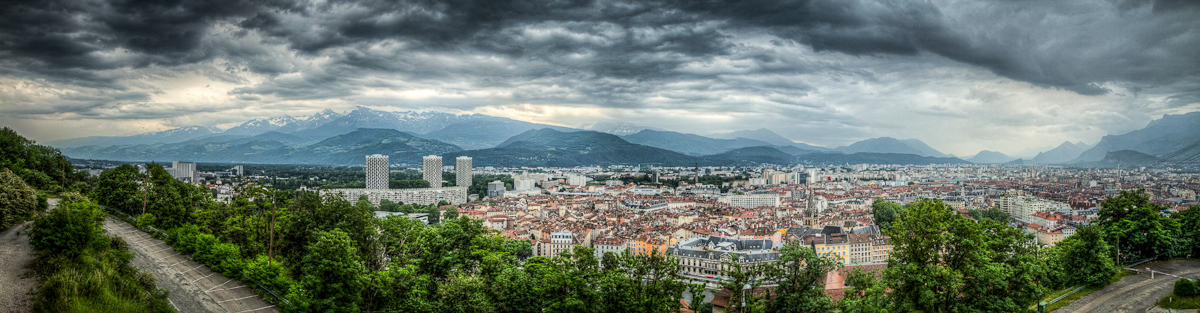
left=103, top=217, right=279, bottom=313
left=1056, top=260, right=1200, bottom=313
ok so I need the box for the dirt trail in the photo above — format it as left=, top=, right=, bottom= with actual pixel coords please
left=0, top=221, right=36, bottom=313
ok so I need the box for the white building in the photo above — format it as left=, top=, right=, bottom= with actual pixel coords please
left=514, top=179, right=536, bottom=191
left=423, top=155, right=442, bottom=187
left=170, top=161, right=196, bottom=182
left=322, top=187, right=468, bottom=206
left=366, top=154, right=389, bottom=190
left=568, top=174, right=587, bottom=186
left=719, top=194, right=781, bottom=208
left=456, top=156, right=472, bottom=188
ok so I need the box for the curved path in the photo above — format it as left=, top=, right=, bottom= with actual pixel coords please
left=1057, top=260, right=1200, bottom=313
left=103, top=218, right=279, bottom=313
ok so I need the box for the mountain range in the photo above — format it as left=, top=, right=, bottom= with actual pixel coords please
left=50, top=106, right=1199, bottom=168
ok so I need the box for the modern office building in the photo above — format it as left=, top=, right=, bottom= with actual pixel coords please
left=568, top=174, right=586, bottom=186
left=456, top=156, right=472, bottom=187
left=366, top=154, right=389, bottom=190
left=423, top=155, right=442, bottom=187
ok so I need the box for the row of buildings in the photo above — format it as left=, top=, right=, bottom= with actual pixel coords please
left=323, top=154, right=473, bottom=205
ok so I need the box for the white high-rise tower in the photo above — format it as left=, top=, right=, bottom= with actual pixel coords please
left=423, top=155, right=443, bottom=187
left=456, top=156, right=473, bottom=187
left=366, top=154, right=389, bottom=190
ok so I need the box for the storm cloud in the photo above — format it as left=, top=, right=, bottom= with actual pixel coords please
left=0, top=0, right=1198, bottom=155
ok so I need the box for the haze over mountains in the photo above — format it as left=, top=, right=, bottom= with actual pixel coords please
left=46, top=107, right=1200, bottom=167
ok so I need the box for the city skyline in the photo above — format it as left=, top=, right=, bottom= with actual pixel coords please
left=2, top=0, right=1198, bottom=157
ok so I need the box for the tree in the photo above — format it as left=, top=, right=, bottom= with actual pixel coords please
left=0, top=168, right=37, bottom=230
left=1172, top=206, right=1200, bottom=258
left=504, top=239, right=533, bottom=260
left=497, top=267, right=541, bottom=313
left=426, top=205, right=441, bottom=224
left=379, top=199, right=402, bottom=212
left=1096, top=190, right=1181, bottom=261
left=871, top=199, right=901, bottom=231
left=968, top=206, right=1009, bottom=223
left=444, top=206, right=460, bottom=220
left=1047, top=225, right=1118, bottom=288
left=90, top=164, right=142, bottom=212
left=760, top=243, right=841, bottom=313
left=29, top=194, right=107, bottom=257
left=295, top=229, right=366, bottom=313
left=838, top=267, right=890, bottom=313
left=884, top=199, right=1044, bottom=313
left=718, top=254, right=763, bottom=313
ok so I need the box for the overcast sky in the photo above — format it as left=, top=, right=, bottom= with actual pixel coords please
left=1, top=0, right=1198, bottom=156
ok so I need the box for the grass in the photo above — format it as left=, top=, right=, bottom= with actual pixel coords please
left=1157, top=292, right=1200, bottom=309
left=1041, top=270, right=1133, bottom=312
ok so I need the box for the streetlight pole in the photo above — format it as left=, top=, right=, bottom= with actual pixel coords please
left=742, top=283, right=751, bottom=313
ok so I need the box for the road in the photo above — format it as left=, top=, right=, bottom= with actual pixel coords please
left=102, top=217, right=279, bottom=313
left=1057, top=260, right=1200, bottom=313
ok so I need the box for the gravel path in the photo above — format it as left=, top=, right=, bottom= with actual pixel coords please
left=0, top=198, right=55, bottom=313
left=1057, top=260, right=1200, bottom=313
left=0, top=221, right=36, bottom=313
left=102, top=218, right=279, bottom=313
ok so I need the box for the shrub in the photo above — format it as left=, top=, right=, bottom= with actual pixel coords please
left=29, top=197, right=106, bottom=257
left=245, top=254, right=298, bottom=295
left=1176, top=278, right=1199, bottom=297
left=0, top=168, right=37, bottom=230
left=209, top=243, right=245, bottom=276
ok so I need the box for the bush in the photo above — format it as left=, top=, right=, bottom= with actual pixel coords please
left=29, top=197, right=107, bottom=257
left=245, top=254, right=298, bottom=295
left=0, top=168, right=37, bottom=230
left=1177, top=278, right=1199, bottom=297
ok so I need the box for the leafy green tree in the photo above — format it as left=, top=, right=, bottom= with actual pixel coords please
left=438, top=274, right=494, bottom=313
left=90, top=164, right=143, bottom=212
left=718, top=254, right=763, bottom=313
left=760, top=243, right=841, bottom=313
left=968, top=206, right=1009, bottom=223
left=295, top=229, right=366, bottom=313
left=1047, top=225, right=1118, bottom=288
left=426, top=205, right=441, bottom=224
left=144, top=163, right=201, bottom=229
left=379, top=199, right=402, bottom=212
left=504, top=239, right=533, bottom=260
left=884, top=199, right=1045, bottom=313
left=596, top=249, right=690, bottom=313
left=444, top=206, right=460, bottom=220
left=0, top=168, right=37, bottom=230
left=537, top=246, right=602, bottom=313
left=496, top=267, right=541, bottom=313
left=1172, top=206, right=1200, bottom=258
left=30, top=193, right=107, bottom=257
left=838, top=267, right=890, bottom=313
left=1096, top=190, right=1181, bottom=261
left=872, top=199, right=901, bottom=231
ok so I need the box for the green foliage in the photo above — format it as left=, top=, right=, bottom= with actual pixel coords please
left=884, top=199, right=1045, bottom=313
left=1177, top=278, right=1199, bottom=297
left=30, top=195, right=108, bottom=258
left=29, top=196, right=172, bottom=313
left=871, top=199, right=902, bottom=231
left=504, top=239, right=533, bottom=260
left=1096, top=190, right=1181, bottom=261
left=1046, top=225, right=1118, bottom=288
left=1173, top=206, right=1200, bottom=258
left=444, top=206, right=460, bottom=220
left=760, top=243, right=842, bottom=313
left=838, top=267, right=890, bottom=313
left=91, top=164, right=143, bottom=212
left=0, top=127, right=91, bottom=193
left=968, top=206, right=1009, bottom=223
left=294, top=229, right=366, bottom=313
left=0, top=168, right=38, bottom=230
left=135, top=213, right=156, bottom=229
left=717, top=254, right=764, bottom=313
